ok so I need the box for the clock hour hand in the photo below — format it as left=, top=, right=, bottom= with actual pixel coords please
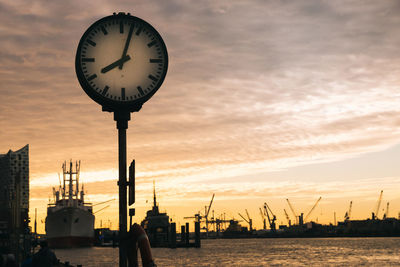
left=119, top=23, right=134, bottom=69
left=101, top=55, right=131, bottom=73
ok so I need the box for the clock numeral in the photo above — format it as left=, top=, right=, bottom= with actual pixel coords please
left=87, top=74, right=97, bottom=81
left=148, top=75, right=158, bottom=82
left=121, top=88, right=126, bottom=100
left=82, top=58, right=95, bottom=62
left=147, top=40, right=156, bottom=48
left=135, top=26, right=143, bottom=36
left=101, top=26, right=108, bottom=35
left=149, top=59, right=162, bottom=63
left=120, top=21, right=124, bottom=33
left=87, top=39, right=96, bottom=47
left=137, top=86, right=144, bottom=96
left=102, top=86, right=109, bottom=96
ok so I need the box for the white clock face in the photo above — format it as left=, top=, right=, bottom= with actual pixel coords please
left=76, top=14, right=168, bottom=108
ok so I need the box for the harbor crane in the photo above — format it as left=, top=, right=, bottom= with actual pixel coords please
left=238, top=209, right=253, bottom=231
left=245, top=209, right=252, bottom=231
left=183, top=213, right=202, bottom=222
left=373, top=190, right=383, bottom=219
left=263, top=206, right=272, bottom=230
left=208, top=213, right=231, bottom=235
left=304, top=197, right=322, bottom=222
left=283, top=209, right=291, bottom=226
left=205, top=194, right=215, bottom=232
left=344, top=201, right=352, bottom=221
left=383, top=202, right=389, bottom=219
left=286, top=199, right=298, bottom=225
left=184, top=193, right=215, bottom=236
left=263, top=203, right=276, bottom=232
left=259, top=207, right=266, bottom=230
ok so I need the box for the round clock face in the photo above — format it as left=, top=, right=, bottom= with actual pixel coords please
left=75, top=13, right=168, bottom=111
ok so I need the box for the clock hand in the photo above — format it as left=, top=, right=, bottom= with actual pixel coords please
left=119, top=23, right=134, bottom=69
left=101, top=55, right=131, bottom=73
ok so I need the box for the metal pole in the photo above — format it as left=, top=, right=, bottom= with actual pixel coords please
left=115, top=111, right=130, bottom=267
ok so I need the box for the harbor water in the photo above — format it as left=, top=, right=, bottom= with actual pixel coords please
left=54, top=237, right=400, bottom=266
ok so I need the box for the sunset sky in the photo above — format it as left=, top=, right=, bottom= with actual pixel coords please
left=1, top=0, right=400, bottom=233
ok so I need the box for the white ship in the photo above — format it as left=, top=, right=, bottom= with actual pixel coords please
left=45, top=161, right=94, bottom=248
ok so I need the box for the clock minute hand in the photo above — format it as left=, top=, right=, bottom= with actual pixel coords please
left=119, top=23, right=134, bottom=69
left=101, top=55, right=131, bottom=73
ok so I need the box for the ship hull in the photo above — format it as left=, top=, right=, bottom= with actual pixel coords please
left=46, top=206, right=94, bottom=248
left=47, top=236, right=94, bottom=248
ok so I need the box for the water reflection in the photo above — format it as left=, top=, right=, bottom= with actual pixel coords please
left=55, top=237, right=400, bottom=266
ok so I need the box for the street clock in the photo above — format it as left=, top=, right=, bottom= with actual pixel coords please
left=75, top=12, right=168, bottom=112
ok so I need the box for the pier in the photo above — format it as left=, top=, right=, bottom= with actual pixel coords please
left=169, top=222, right=201, bottom=248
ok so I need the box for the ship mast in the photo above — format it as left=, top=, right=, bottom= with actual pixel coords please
left=152, top=180, right=159, bottom=214
left=69, top=161, right=73, bottom=201
left=62, top=161, right=66, bottom=198
left=76, top=160, right=80, bottom=197
left=61, top=160, right=81, bottom=203
left=153, top=180, right=157, bottom=208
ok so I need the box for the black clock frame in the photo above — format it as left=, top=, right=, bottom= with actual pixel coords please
left=75, top=13, right=168, bottom=112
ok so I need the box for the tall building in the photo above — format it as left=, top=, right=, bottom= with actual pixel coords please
left=0, top=144, right=29, bottom=254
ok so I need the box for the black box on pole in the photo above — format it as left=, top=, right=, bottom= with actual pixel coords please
left=128, top=160, right=135, bottom=206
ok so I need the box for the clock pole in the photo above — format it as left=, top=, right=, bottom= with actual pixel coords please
left=114, top=110, right=130, bottom=267
left=76, top=12, right=168, bottom=267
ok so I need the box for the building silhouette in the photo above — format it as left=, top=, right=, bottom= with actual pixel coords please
left=0, top=144, right=29, bottom=255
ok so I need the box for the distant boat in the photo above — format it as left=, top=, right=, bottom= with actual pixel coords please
left=45, top=161, right=94, bottom=248
left=140, top=182, right=170, bottom=247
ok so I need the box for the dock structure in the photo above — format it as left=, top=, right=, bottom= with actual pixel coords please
left=169, top=221, right=201, bottom=248
left=169, top=223, right=177, bottom=248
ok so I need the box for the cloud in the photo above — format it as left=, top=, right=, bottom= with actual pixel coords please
left=1, top=0, right=400, bottom=230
